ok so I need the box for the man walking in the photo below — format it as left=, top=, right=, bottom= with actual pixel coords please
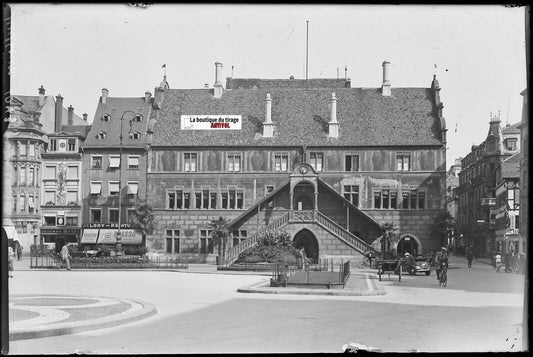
left=466, top=248, right=474, bottom=268
left=60, top=244, right=71, bottom=270
left=434, top=249, right=443, bottom=281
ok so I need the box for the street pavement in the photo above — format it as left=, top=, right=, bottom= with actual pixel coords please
left=5, top=254, right=526, bottom=354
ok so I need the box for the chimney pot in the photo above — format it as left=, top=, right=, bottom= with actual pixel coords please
left=55, top=94, right=63, bottom=132
left=101, top=88, right=109, bottom=104
left=381, top=61, right=391, bottom=96
left=145, top=91, right=152, bottom=103
left=328, top=92, right=339, bottom=138
left=38, top=85, right=46, bottom=106
left=263, top=93, right=274, bottom=137
left=82, top=113, right=88, bottom=121
left=67, top=105, right=74, bottom=126
left=213, top=62, right=224, bottom=99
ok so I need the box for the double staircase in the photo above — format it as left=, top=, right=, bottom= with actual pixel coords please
left=225, top=213, right=289, bottom=265
left=225, top=210, right=375, bottom=265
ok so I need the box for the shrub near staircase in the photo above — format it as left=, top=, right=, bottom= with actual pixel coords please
left=236, top=230, right=300, bottom=265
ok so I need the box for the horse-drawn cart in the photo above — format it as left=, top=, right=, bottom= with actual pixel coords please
left=377, top=258, right=402, bottom=281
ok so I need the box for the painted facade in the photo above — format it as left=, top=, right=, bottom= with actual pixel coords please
left=144, top=61, right=447, bottom=264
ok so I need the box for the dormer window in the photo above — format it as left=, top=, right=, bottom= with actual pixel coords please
left=133, top=114, right=143, bottom=122
left=505, top=138, right=517, bottom=151
left=129, top=131, right=141, bottom=140
left=97, top=131, right=107, bottom=139
left=102, top=114, right=111, bottom=122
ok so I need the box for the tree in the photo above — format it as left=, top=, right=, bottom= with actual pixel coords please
left=380, top=222, right=400, bottom=260
left=129, top=203, right=157, bottom=249
left=433, top=210, right=455, bottom=249
left=208, top=216, right=232, bottom=265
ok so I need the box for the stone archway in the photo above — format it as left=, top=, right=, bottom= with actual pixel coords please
left=396, top=235, right=421, bottom=256
left=292, top=229, right=319, bottom=263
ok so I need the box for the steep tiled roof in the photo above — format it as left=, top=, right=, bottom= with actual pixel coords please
left=226, top=78, right=351, bottom=89
left=52, top=125, right=92, bottom=139
left=153, top=86, right=443, bottom=147
left=13, top=95, right=86, bottom=125
left=501, top=152, right=521, bottom=179
left=502, top=122, right=521, bottom=134
left=81, top=97, right=152, bottom=148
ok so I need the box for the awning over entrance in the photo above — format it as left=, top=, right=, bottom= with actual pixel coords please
left=3, top=226, right=20, bottom=241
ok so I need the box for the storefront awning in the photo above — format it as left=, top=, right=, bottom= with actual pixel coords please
left=80, top=229, right=99, bottom=244
left=81, top=228, right=142, bottom=245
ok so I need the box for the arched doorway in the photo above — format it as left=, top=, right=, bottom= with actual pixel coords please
left=396, top=235, right=420, bottom=256
left=293, top=182, right=315, bottom=210
left=292, top=229, right=319, bottom=263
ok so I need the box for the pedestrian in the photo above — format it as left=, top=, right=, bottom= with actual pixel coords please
left=60, top=244, right=72, bottom=270
left=365, top=250, right=374, bottom=268
left=466, top=249, right=473, bottom=268
left=16, top=243, right=23, bottom=261
left=8, top=246, right=15, bottom=278
left=504, top=253, right=511, bottom=273
left=434, top=249, right=443, bottom=281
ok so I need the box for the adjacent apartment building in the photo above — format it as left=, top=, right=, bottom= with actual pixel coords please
left=79, top=88, right=154, bottom=248
left=40, top=105, right=91, bottom=252
left=144, top=61, right=447, bottom=264
left=456, top=113, right=521, bottom=257
left=3, top=86, right=87, bottom=250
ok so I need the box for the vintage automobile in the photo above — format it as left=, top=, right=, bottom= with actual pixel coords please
left=415, top=256, right=432, bottom=275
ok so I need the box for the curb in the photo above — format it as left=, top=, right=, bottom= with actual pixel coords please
left=9, top=296, right=157, bottom=341
left=236, top=276, right=387, bottom=296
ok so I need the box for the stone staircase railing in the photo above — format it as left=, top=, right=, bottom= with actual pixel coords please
left=315, top=211, right=373, bottom=254
left=225, top=213, right=289, bottom=265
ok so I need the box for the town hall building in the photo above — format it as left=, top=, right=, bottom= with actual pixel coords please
left=143, top=61, right=447, bottom=264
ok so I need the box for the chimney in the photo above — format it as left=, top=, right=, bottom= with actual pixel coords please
left=213, top=62, right=224, bottom=99
left=38, top=85, right=45, bottom=106
left=263, top=93, right=274, bottom=137
left=145, top=91, right=152, bottom=103
left=82, top=113, right=88, bottom=121
left=328, top=93, right=339, bottom=138
left=101, top=88, right=109, bottom=105
left=67, top=105, right=74, bottom=126
left=55, top=94, right=63, bottom=132
left=381, top=61, right=391, bottom=96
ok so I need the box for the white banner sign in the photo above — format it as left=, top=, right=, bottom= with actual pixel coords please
left=96, top=229, right=142, bottom=245
left=181, top=115, right=242, bottom=130
left=80, top=229, right=99, bottom=244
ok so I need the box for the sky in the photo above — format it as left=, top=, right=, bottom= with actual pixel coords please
left=7, top=4, right=527, bottom=166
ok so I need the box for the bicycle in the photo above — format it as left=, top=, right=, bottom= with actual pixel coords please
left=438, top=263, right=447, bottom=287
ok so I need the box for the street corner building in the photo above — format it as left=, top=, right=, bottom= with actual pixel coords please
left=3, top=86, right=90, bottom=252
left=79, top=87, right=154, bottom=247
left=138, top=61, right=448, bottom=264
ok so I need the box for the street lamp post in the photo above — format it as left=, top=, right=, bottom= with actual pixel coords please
left=116, top=110, right=136, bottom=255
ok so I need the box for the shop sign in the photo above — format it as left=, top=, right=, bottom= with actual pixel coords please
left=80, top=229, right=99, bottom=244
left=82, top=223, right=131, bottom=229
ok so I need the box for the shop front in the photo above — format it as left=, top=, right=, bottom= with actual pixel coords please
left=39, top=227, right=81, bottom=253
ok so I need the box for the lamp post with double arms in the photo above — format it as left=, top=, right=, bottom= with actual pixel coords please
left=116, top=110, right=136, bottom=255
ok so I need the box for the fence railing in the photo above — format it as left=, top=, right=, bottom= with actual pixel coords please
left=29, top=254, right=189, bottom=269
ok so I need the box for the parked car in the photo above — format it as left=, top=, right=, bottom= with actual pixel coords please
left=415, top=256, right=432, bottom=275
